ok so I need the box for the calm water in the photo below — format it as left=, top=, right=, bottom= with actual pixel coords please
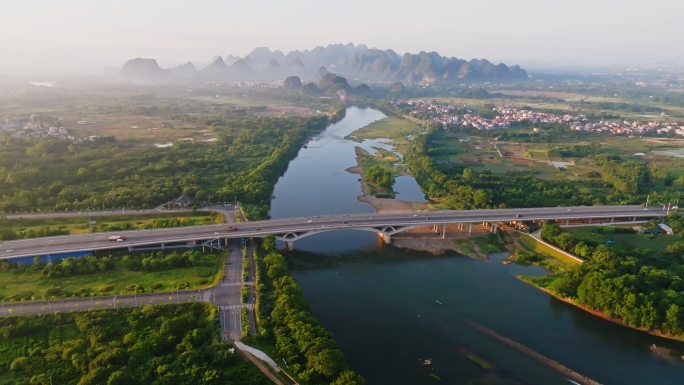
left=269, top=106, right=684, bottom=384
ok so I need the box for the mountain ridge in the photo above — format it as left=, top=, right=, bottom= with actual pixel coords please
left=120, top=43, right=528, bottom=83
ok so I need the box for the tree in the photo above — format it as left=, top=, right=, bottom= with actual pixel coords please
left=665, top=304, right=683, bottom=336
left=332, top=370, right=366, bottom=385
left=462, top=168, right=473, bottom=181
left=10, top=356, right=31, bottom=373
left=309, top=349, right=347, bottom=378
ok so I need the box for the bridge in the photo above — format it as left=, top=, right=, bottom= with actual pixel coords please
left=0, top=205, right=664, bottom=261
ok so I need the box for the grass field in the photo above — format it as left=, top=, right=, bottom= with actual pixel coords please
left=347, top=116, right=424, bottom=145
left=517, top=233, right=582, bottom=265
left=0, top=251, right=225, bottom=301
left=433, top=130, right=684, bottom=184
left=1, top=211, right=219, bottom=237
left=566, top=226, right=681, bottom=253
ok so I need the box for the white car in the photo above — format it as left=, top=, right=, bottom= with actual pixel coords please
left=307, top=220, right=312, bottom=223
left=5, top=249, right=12, bottom=252
left=413, top=214, right=418, bottom=217
left=566, top=209, right=571, bottom=212
left=214, top=232, right=220, bottom=235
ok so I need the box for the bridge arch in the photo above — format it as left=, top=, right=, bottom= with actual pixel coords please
left=271, top=223, right=430, bottom=250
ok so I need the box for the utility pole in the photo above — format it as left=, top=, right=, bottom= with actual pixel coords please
left=646, top=194, right=649, bottom=207
left=90, top=293, right=94, bottom=309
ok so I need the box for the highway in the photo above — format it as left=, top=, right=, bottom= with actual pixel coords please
left=1, top=239, right=254, bottom=343
left=0, top=205, right=662, bottom=260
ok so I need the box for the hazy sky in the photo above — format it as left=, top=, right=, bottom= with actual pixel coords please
left=2, top=0, right=683, bottom=72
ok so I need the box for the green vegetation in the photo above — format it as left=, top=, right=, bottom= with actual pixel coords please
left=0, top=250, right=223, bottom=301
left=0, top=212, right=218, bottom=241
left=466, top=354, right=492, bottom=369
left=346, top=116, right=422, bottom=142
left=527, top=221, right=684, bottom=338
left=517, top=233, right=581, bottom=266
left=566, top=226, right=681, bottom=254
left=474, top=236, right=502, bottom=254
left=242, top=249, right=250, bottom=282
left=241, top=285, right=250, bottom=303
left=404, top=123, right=682, bottom=209
left=364, top=166, right=395, bottom=191
left=511, top=250, right=566, bottom=273
left=241, top=307, right=250, bottom=337
left=0, top=114, right=331, bottom=214
left=0, top=303, right=269, bottom=385
left=251, top=236, right=364, bottom=385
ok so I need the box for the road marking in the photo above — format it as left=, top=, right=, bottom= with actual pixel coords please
left=219, top=304, right=252, bottom=310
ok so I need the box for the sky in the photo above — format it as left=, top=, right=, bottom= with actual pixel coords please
left=2, top=0, right=683, bottom=74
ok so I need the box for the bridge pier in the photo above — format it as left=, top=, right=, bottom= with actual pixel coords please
left=285, top=241, right=294, bottom=251
left=467, top=223, right=472, bottom=235
left=588, top=218, right=592, bottom=224
left=610, top=217, right=614, bottom=223
left=379, top=233, right=392, bottom=245
left=491, top=224, right=498, bottom=234
left=441, top=224, right=446, bottom=239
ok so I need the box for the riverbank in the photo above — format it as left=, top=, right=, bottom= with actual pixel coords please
left=521, top=277, right=684, bottom=345
left=390, top=224, right=505, bottom=259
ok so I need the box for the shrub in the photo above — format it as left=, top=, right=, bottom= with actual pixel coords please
left=124, top=284, right=140, bottom=291
left=196, top=279, right=208, bottom=285
left=99, top=285, right=114, bottom=293
left=204, top=254, right=217, bottom=260
left=197, top=270, right=212, bottom=277
left=150, top=283, right=163, bottom=290
left=11, top=291, right=33, bottom=301
left=173, top=282, right=188, bottom=289
left=43, top=286, right=62, bottom=296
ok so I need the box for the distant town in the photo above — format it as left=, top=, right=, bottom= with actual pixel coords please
left=0, top=114, right=100, bottom=143
left=394, top=100, right=683, bottom=136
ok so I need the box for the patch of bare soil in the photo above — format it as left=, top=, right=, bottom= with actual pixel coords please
left=357, top=196, right=413, bottom=213
left=392, top=224, right=491, bottom=257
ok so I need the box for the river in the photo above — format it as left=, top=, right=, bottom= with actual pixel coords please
left=269, top=106, right=684, bottom=384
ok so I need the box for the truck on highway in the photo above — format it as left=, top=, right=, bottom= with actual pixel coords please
left=108, top=235, right=126, bottom=241
left=226, top=226, right=238, bottom=231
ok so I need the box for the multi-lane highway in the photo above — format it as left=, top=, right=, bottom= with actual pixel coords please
left=0, top=205, right=662, bottom=260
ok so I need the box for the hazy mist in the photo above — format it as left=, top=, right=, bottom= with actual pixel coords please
left=2, top=0, right=683, bottom=75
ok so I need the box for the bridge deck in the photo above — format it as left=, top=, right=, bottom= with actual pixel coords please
left=0, top=205, right=661, bottom=260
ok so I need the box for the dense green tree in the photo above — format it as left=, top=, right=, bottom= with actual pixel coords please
left=253, top=236, right=364, bottom=384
